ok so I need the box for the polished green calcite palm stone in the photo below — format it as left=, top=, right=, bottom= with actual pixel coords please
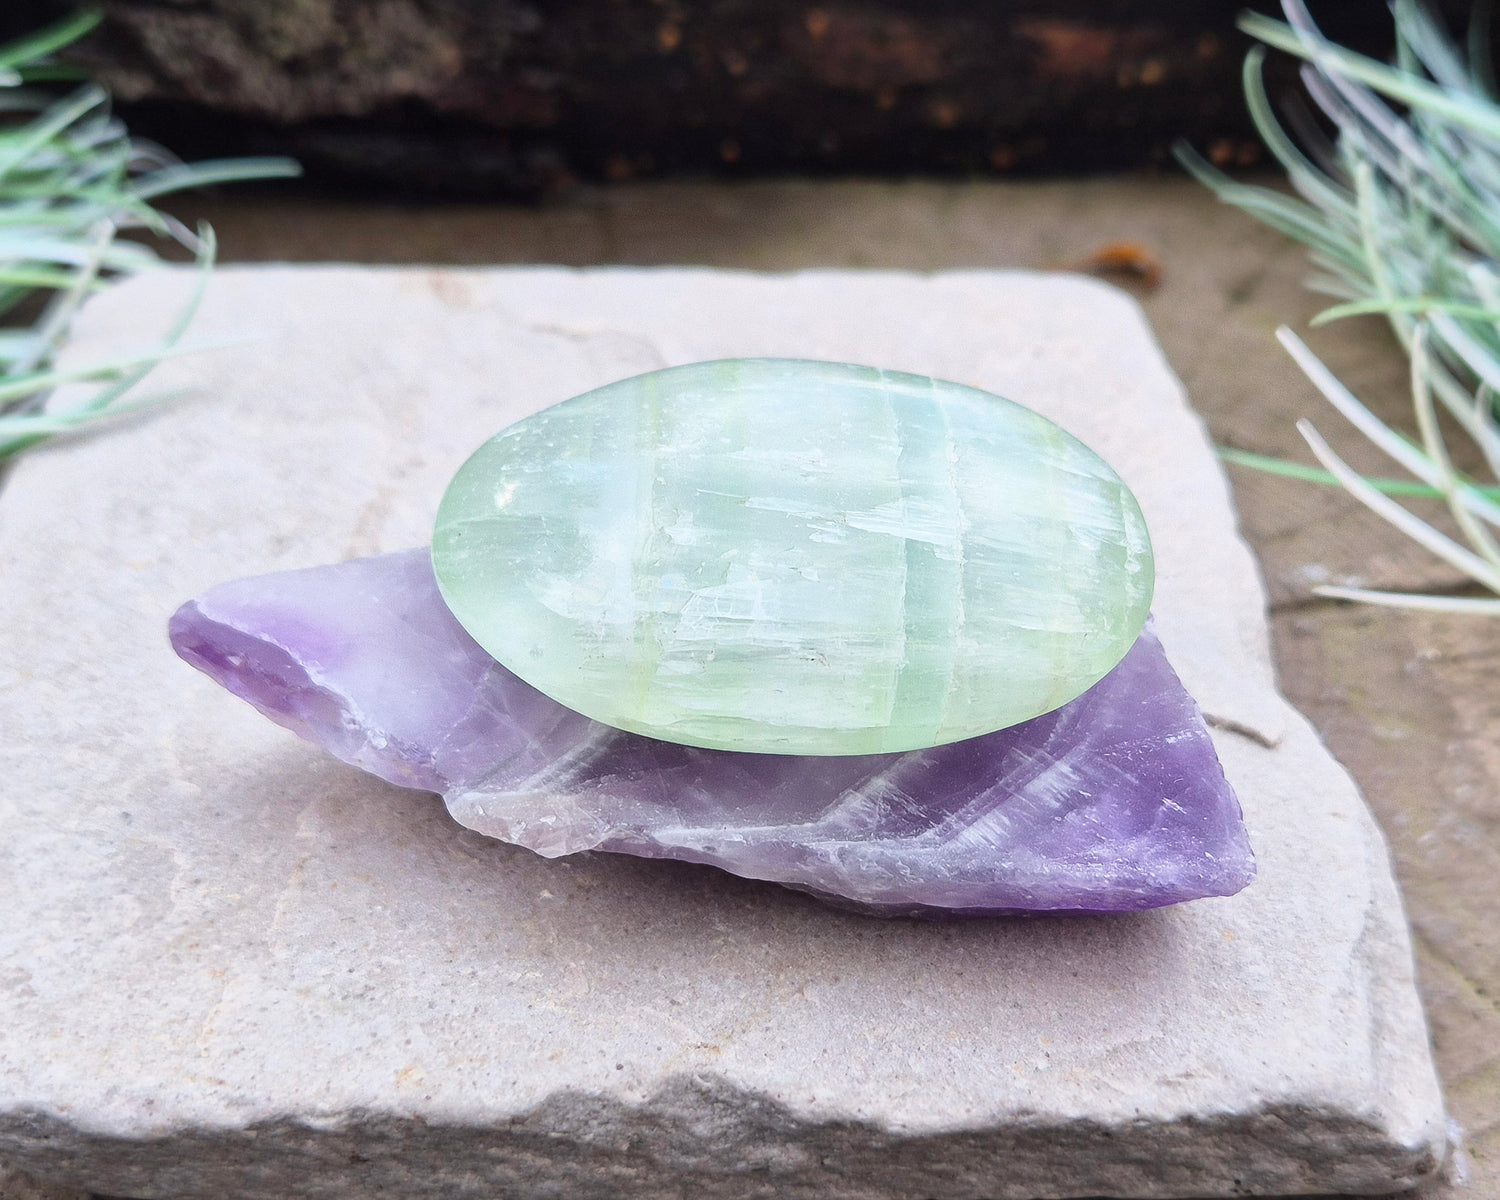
left=432, top=359, right=1153, bottom=754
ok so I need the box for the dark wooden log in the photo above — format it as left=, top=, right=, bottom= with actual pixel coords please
left=0, top=1, right=1472, bottom=197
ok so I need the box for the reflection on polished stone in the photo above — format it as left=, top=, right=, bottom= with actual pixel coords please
left=433, top=359, right=1154, bottom=754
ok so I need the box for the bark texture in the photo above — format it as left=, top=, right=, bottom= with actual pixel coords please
left=0, top=1, right=1461, bottom=196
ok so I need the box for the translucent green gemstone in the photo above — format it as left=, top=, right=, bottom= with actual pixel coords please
left=432, top=359, right=1153, bottom=755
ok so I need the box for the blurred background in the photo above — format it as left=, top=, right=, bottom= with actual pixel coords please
left=0, top=0, right=1468, bottom=198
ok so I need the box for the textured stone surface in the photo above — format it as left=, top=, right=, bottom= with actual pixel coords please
left=170, top=551, right=1248, bottom=916
left=433, top=357, right=1152, bottom=753
left=0, top=1163, right=88, bottom=1200
left=142, top=176, right=1500, bottom=1198
left=0, top=266, right=1446, bottom=1197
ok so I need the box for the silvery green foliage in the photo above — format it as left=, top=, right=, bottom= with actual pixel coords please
left=1185, top=0, right=1500, bottom=613
left=0, top=11, right=297, bottom=464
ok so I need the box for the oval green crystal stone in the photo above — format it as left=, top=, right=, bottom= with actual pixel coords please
left=432, top=359, right=1153, bottom=755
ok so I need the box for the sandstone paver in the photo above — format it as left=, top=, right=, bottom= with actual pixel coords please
left=171, top=177, right=1498, bottom=1199
left=0, top=265, right=1445, bottom=1197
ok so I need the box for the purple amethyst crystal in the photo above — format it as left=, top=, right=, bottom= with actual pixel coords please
left=169, top=550, right=1254, bottom=917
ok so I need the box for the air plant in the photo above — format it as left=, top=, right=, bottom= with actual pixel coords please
left=1181, top=0, right=1500, bottom=614
left=0, top=10, right=299, bottom=464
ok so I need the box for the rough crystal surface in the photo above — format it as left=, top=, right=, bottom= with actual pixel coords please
left=432, top=359, right=1154, bottom=755
left=169, top=549, right=1251, bottom=917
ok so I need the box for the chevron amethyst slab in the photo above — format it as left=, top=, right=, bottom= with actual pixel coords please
left=168, top=549, right=1253, bottom=917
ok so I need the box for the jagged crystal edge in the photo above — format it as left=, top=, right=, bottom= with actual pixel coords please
left=168, top=549, right=1255, bottom=917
